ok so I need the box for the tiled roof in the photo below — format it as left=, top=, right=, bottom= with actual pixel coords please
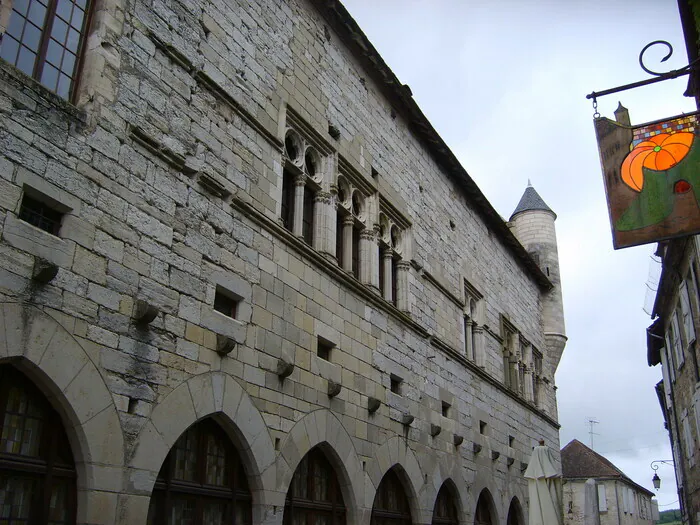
left=510, top=184, right=555, bottom=220
left=561, top=439, right=654, bottom=497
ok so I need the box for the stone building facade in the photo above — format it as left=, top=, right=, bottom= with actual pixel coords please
left=0, top=0, right=566, bottom=524
left=562, top=440, right=657, bottom=525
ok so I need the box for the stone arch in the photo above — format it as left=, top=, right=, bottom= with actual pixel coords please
left=425, top=455, right=468, bottom=520
left=277, top=409, right=364, bottom=522
left=473, top=488, right=499, bottom=525
left=368, top=435, right=423, bottom=522
left=0, top=301, right=125, bottom=525
left=125, top=371, right=276, bottom=522
left=430, top=478, right=463, bottom=525
left=506, top=496, right=525, bottom=525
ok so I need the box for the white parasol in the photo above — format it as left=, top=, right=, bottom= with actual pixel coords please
left=524, top=440, right=563, bottom=525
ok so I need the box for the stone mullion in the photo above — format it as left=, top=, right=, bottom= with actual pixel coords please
left=473, top=326, right=484, bottom=368
left=342, top=216, right=354, bottom=272
left=464, top=318, right=473, bottom=359
left=292, top=174, right=305, bottom=238
left=313, top=191, right=332, bottom=255
left=359, top=228, right=377, bottom=289
left=382, top=249, right=393, bottom=302
left=395, top=260, right=410, bottom=313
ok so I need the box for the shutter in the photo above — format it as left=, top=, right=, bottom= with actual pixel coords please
left=629, top=489, right=634, bottom=515
left=597, top=484, right=607, bottom=512
left=621, top=486, right=627, bottom=513
left=680, top=281, right=696, bottom=343
left=664, top=335, right=677, bottom=382
left=672, top=312, right=685, bottom=368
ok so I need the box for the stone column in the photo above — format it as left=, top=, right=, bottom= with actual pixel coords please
left=313, top=191, right=332, bottom=255
left=359, top=228, right=377, bottom=289
left=395, top=260, right=410, bottom=312
left=382, top=250, right=393, bottom=302
left=473, top=325, right=485, bottom=368
left=342, top=216, right=354, bottom=272
left=464, top=318, right=473, bottom=359
left=523, top=345, right=534, bottom=402
left=293, top=174, right=305, bottom=238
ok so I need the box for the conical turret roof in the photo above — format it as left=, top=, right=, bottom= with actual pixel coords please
left=510, top=182, right=556, bottom=220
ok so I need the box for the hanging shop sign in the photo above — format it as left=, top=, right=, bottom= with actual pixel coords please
left=587, top=40, right=700, bottom=249
left=595, top=111, right=700, bottom=249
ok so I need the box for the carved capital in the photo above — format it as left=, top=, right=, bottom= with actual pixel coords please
left=395, top=260, right=411, bottom=271
left=293, top=174, right=306, bottom=187
left=314, top=191, right=333, bottom=205
left=360, top=228, right=376, bottom=241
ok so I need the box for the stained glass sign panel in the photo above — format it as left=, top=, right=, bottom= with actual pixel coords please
left=595, top=110, right=700, bottom=249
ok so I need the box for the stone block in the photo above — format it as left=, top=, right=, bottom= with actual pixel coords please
left=3, top=212, right=75, bottom=268
left=200, top=305, right=247, bottom=344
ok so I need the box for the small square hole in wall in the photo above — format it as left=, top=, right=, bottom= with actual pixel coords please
left=441, top=401, right=451, bottom=417
left=317, top=337, right=334, bottom=361
left=214, top=286, right=239, bottom=319
left=19, top=193, right=65, bottom=235
left=371, top=167, right=378, bottom=179
left=390, top=374, right=402, bottom=395
left=479, top=420, right=487, bottom=435
left=509, top=435, right=515, bottom=447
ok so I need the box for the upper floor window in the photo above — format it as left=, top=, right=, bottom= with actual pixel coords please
left=0, top=0, right=91, bottom=100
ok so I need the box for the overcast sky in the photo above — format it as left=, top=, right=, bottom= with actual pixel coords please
left=341, top=0, right=696, bottom=510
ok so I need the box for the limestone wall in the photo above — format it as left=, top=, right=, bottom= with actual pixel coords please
left=0, top=0, right=563, bottom=523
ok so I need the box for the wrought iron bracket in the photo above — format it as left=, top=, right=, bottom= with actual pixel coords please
left=586, top=40, right=700, bottom=102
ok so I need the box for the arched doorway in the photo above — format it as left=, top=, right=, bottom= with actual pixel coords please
left=432, top=481, right=460, bottom=525
left=507, top=497, right=524, bottom=525
left=474, top=489, right=496, bottom=525
left=146, top=418, right=252, bottom=525
left=371, top=467, right=412, bottom=525
left=284, top=446, right=347, bottom=525
left=0, top=365, right=76, bottom=524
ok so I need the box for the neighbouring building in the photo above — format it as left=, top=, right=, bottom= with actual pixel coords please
left=561, top=440, right=657, bottom=525
left=0, top=0, right=567, bottom=524
left=644, top=2, right=700, bottom=525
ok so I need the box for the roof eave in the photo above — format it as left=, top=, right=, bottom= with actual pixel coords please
left=313, top=0, right=553, bottom=291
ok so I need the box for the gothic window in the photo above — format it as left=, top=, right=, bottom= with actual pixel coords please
left=474, top=491, right=494, bottom=525
left=0, top=365, right=76, bottom=524
left=147, top=419, right=252, bottom=525
left=283, top=447, right=346, bottom=525
left=352, top=223, right=361, bottom=279
left=432, top=483, right=459, bottom=525
left=532, top=349, right=543, bottom=406
left=0, top=0, right=92, bottom=100
left=281, top=168, right=295, bottom=232
left=302, top=185, right=314, bottom=245
left=371, top=468, right=412, bottom=525
left=506, top=498, right=523, bottom=525
left=464, top=283, right=483, bottom=362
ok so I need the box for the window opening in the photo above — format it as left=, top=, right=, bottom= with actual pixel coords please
left=317, top=337, right=333, bottom=361
left=432, top=483, right=458, bottom=525
left=214, top=287, right=239, bottom=319
left=0, top=0, right=92, bottom=100
left=441, top=401, right=450, bottom=418
left=352, top=224, right=361, bottom=279
left=0, top=365, right=76, bottom=524
left=19, top=193, right=65, bottom=235
left=284, top=447, right=346, bottom=525
left=479, top=420, right=487, bottom=435
left=147, top=419, right=252, bottom=525
left=302, top=185, right=314, bottom=245
left=390, top=375, right=402, bottom=395
left=371, top=467, right=411, bottom=525
left=281, top=169, right=294, bottom=232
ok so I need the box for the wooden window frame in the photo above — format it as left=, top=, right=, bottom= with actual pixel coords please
left=0, top=365, right=77, bottom=524
left=284, top=447, right=346, bottom=525
left=147, top=418, right=252, bottom=525
left=371, top=468, right=412, bottom=525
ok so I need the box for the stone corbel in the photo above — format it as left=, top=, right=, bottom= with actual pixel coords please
left=453, top=434, right=464, bottom=447
left=472, top=442, right=482, bottom=454
left=32, top=258, right=58, bottom=283
left=520, top=462, right=529, bottom=472
left=327, top=381, right=342, bottom=398
left=276, top=357, right=295, bottom=379
left=216, top=334, right=235, bottom=355
left=133, top=299, right=159, bottom=324
left=368, top=397, right=381, bottom=414
left=401, top=413, right=414, bottom=426
left=430, top=424, right=441, bottom=437
left=491, top=451, right=500, bottom=461
left=507, top=457, right=515, bottom=467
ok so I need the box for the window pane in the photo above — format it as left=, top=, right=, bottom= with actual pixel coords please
left=22, top=22, right=42, bottom=52
left=6, top=11, right=26, bottom=39
left=66, top=28, right=79, bottom=52
left=40, top=63, right=59, bottom=91
left=46, top=39, right=63, bottom=67
left=47, top=479, right=70, bottom=524
left=27, top=1, right=47, bottom=27
left=205, top=434, right=228, bottom=486
left=0, top=35, right=21, bottom=64
left=171, top=497, right=196, bottom=525
left=60, top=50, right=75, bottom=74
left=57, top=73, right=71, bottom=99
left=202, top=501, right=228, bottom=525
left=174, top=429, right=198, bottom=481
left=55, top=0, right=73, bottom=22
left=75, top=0, right=86, bottom=9
left=0, top=475, right=36, bottom=522
left=51, top=17, right=68, bottom=43
left=14, top=0, right=31, bottom=16
left=70, top=6, right=84, bottom=29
